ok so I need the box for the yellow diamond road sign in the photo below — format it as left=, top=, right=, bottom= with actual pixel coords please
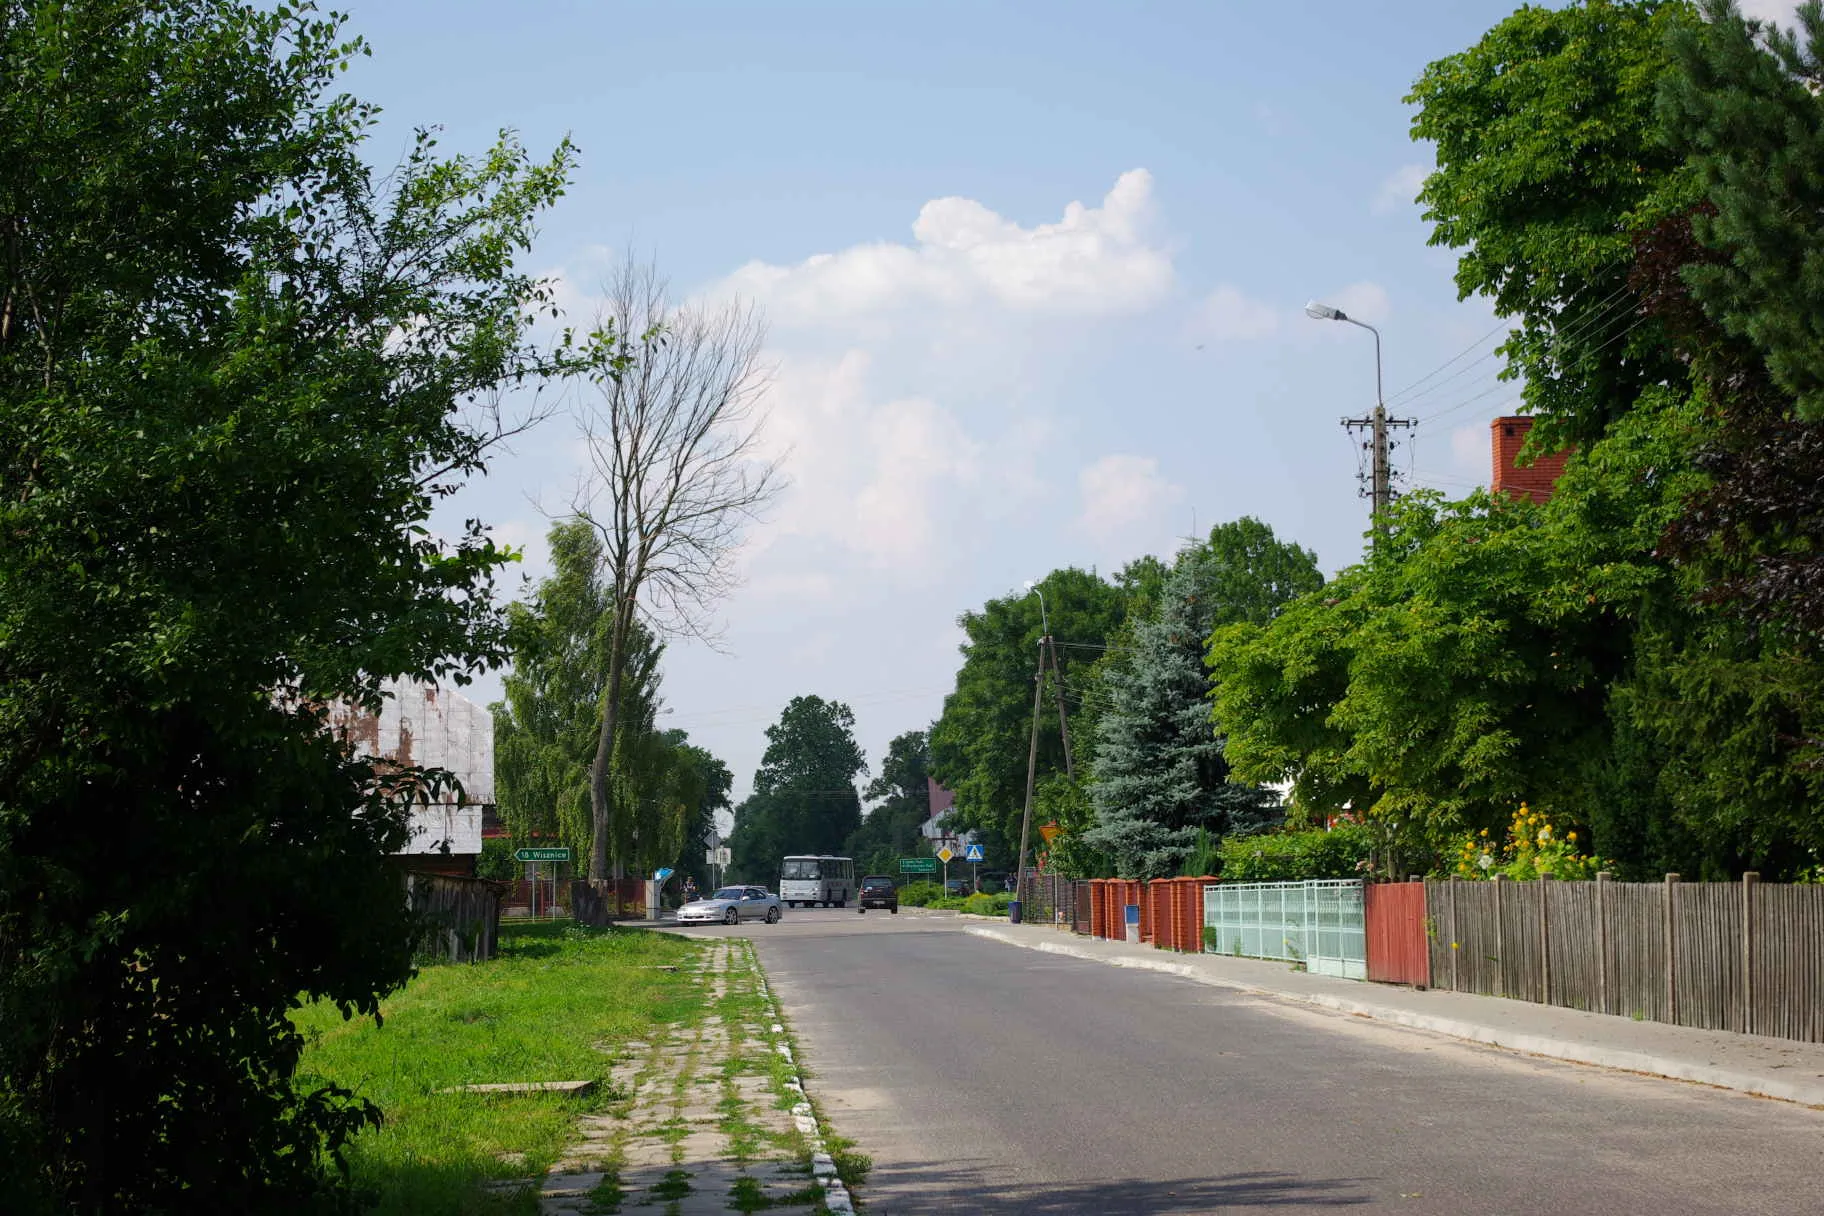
left=936, top=846, right=955, bottom=863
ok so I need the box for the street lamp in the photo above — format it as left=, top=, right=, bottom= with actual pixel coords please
left=1307, top=299, right=1400, bottom=520
left=1024, top=578, right=1050, bottom=638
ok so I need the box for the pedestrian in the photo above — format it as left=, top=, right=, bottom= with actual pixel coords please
left=682, top=876, right=698, bottom=903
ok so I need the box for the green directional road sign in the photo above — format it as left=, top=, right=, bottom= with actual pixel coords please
left=514, top=847, right=572, bottom=863
left=898, top=857, right=938, bottom=874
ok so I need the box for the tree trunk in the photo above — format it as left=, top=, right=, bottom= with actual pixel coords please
left=589, top=597, right=635, bottom=881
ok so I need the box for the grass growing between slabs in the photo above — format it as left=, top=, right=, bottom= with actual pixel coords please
left=294, top=920, right=705, bottom=1215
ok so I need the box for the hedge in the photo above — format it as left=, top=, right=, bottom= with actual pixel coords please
left=1215, top=824, right=1372, bottom=882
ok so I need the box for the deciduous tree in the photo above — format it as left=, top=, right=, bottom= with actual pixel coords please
left=496, top=521, right=729, bottom=877
left=727, top=697, right=866, bottom=881
left=928, top=569, right=1127, bottom=861
left=0, top=1, right=575, bottom=1205
left=1407, top=0, right=1699, bottom=447
left=847, top=730, right=934, bottom=875
left=572, top=261, right=780, bottom=880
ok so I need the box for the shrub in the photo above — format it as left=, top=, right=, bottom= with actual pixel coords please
left=961, top=892, right=1012, bottom=916
left=1216, top=824, right=1374, bottom=882
left=897, top=880, right=942, bottom=906
left=1454, top=804, right=1607, bottom=880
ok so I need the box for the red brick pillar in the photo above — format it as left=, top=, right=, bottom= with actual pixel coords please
left=1190, top=877, right=1216, bottom=952
left=1176, top=878, right=1196, bottom=952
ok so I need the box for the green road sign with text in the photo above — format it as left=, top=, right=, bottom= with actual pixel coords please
left=898, top=857, right=937, bottom=874
left=514, top=847, right=572, bottom=862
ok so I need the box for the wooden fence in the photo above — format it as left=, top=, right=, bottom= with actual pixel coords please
left=1425, top=874, right=1824, bottom=1042
left=407, top=873, right=503, bottom=963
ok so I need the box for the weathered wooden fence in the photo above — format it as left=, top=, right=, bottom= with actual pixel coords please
left=407, top=873, right=503, bottom=963
left=1426, top=874, right=1824, bottom=1042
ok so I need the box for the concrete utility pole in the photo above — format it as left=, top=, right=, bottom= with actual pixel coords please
left=1010, top=640, right=1046, bottom=925
left=1011, top=579, right=1079, bottom=923
left=1307, top=301, right=1413, bottom=522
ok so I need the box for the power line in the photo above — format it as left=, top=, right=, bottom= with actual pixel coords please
left=1385, top=282, right=1641, bottom=418
left=1418, top=384, right=1520, bottom=425
left=1382, top=318, right=1511, bottom=408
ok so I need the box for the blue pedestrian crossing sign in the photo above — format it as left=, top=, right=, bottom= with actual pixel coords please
left=964, top=843, right=985, bottom=863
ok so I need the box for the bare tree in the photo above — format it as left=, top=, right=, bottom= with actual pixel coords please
left=572, top=260, right=781, bottom=880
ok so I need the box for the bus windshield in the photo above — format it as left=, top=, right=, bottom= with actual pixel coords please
left=780, top=858, right=821, bottom=880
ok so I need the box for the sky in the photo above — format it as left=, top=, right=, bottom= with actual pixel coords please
left=338, top=0, right=1805, bottom=812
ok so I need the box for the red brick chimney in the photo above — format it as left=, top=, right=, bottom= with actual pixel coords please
left=1491, top=416, right=1572, bottom=505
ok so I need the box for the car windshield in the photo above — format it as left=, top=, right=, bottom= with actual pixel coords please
left=861, top=878, right=892, bottom=889
left=780, top=859, right=820, bottom=880
left=711, top=888, right=744, bottom=901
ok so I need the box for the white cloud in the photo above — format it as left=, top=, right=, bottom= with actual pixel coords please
left=1373, top=164, right=1428, bottom=216
left=695, top=172, right=1181, bottom=584
left=721, top=169, right=1172, bottom=325
left=729, top=349, right=1003, bottom=581
left=1194, top=284, right=1279, bottom=342
left=1077, top=453, right=1185, bottom=544
left=1322, top=281, right=1392, bottom=327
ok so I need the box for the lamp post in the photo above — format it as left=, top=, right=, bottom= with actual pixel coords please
left=1306, top=300, right=1408, bottom=522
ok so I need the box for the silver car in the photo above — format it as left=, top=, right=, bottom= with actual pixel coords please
left=676, top=885, right=783, bottom=925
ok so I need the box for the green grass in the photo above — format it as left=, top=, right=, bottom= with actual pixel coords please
left=294, top=921, right=705, bottom=1215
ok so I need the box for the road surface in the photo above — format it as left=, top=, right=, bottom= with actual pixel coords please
left=673, top=908, right=1824, bottom=1214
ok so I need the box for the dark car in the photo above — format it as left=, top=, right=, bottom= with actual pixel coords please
left=857, top=875, right=898, bottom=914
left=944, top=878, right=969, bottom=899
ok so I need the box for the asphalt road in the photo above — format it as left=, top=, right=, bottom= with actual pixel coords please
left=672, top=909, right=1824, bottom=1214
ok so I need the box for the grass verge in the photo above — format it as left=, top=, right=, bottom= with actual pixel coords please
left=294, top=920, right=704, bottom=1215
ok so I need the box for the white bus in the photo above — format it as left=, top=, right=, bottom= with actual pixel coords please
left=779, top=855, right=854, bottom=908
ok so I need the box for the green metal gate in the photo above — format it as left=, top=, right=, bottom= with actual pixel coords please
left=1202, top=879, right=1366, bottom=979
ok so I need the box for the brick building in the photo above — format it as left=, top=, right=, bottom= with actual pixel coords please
left=1490, top=415, right=1573, bottom=505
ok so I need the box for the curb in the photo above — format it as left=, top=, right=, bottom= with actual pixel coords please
left=965, top=927, right=1824, bottom=1109
left=751, top=955, right=857, bottom=1214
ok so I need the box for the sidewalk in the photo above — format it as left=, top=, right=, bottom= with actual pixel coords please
left=536, top=938, right=856, bottom=1215
left=961, top=917, right=1824, bottom=1107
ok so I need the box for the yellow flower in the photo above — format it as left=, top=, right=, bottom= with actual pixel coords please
left=1567, top=831, right=1577, bottom=842
left=1479, top=829, right=1488, bottom=838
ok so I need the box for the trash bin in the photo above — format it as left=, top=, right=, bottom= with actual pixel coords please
left=1008, top=899, right=1023, bottom=925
